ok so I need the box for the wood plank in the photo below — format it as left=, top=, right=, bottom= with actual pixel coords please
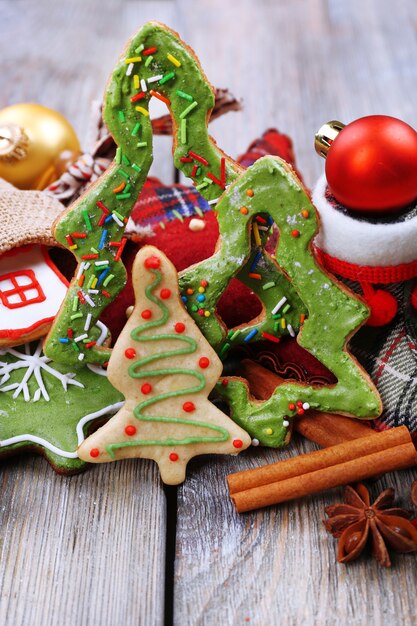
left=0, top=456, right=166, bottom=626
left=174, top=0, right=417, bottom=623
left=0, top=1, right=176, bottom=624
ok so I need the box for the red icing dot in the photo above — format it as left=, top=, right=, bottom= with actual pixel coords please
left=197, top=309, right=205, bottom=316
left=199, top=357, right=210, bottom=369
left=90, top=448, right=100, bottom=458
left=125, top=425, right=137, bottom=436
left=291, top=229, right=300, bottom=238
left=233, top=439, right=243, bottom=449
left=297, top=407, right=305, bottom=416
left=145, top=255, right=161, bottom=269
left=125, top=348, right=137, bottom=359
left=222, top=378, right=229, bottom=386
left=183, top=401, right=195, bottom=412
left=175, top=322, right=185, bottom=333
left=141, top=383, right=152, bottom=394
left=200, top=280, right=209, bottom=288
left=296, top=401, right=303, bottom=408
left=142, top=309, right=152, bottom=319
left=169, top=452, right=179, bottom=462
left=288, top=403, right=296, bottom=411
left=160, top=288, right=171, bottom=299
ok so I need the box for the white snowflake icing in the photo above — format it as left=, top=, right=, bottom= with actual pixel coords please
left=0, top=341, right=84, bottom=402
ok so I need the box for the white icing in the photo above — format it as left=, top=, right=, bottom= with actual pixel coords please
left=313, top=174, right=417, bottom=266
left=95, top=320, right=108, bottom=346
left=0, top=401, right=124, bottom=458
left=0, top=340, right=84, bottom=402
left=0, top=246, right=68, bottom=337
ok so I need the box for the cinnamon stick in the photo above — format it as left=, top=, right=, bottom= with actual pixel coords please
left=230, top=442, right=416, bottom=513
left=238, top=359, right=374, bottom=446
left=228, top=427, right=417, bottom=513
left=228, top=425, right=410, bottom=494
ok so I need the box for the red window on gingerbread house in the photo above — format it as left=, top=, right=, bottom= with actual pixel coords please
left=0, top=270, right=46, bottom=309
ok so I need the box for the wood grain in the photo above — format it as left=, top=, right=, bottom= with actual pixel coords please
left=0, top=456, right=166, bottom=626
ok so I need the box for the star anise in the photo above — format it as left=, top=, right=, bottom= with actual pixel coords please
left=323, top=483, right=417, bottom=567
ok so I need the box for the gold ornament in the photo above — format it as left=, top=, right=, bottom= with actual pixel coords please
left=0, top=103, right=80, bottom=189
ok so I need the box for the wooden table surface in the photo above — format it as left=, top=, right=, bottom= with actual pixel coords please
left=1, top=1, right=417, bottom=624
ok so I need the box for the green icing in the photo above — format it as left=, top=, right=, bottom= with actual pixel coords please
left=0, top=341, right=123, bottom=472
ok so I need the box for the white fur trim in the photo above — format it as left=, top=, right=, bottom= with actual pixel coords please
left=313, top=174, right=417, bottom=266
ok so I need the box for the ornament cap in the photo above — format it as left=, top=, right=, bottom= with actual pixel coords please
left=0, top=123, right=29, bottom=162
left=315, top=120, right=345, bottom=158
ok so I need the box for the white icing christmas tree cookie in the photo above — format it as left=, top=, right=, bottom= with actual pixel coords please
left=78, top=245, right=251, bottom=484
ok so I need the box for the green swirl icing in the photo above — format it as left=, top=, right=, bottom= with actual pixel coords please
left=106, top=267, right=229, bottom=458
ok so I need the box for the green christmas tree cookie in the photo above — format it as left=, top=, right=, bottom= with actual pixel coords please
left=44, top=21, right=298, bottom=366
left=180, top=156, right=382, bottom=446
left=78, top=246, right=251, bottom=484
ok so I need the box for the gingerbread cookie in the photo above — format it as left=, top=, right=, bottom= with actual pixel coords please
left=44, top=21, right=242, bottom=367
left=180, top=157, right=382, bottom=446
left=42, top=22, right=380, bottom=450
left=78, top=246, right=251, bottom=484
left=0, top=339, right=123, bottom=473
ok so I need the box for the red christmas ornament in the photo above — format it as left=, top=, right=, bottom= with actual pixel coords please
left=316, top=116, right=417, bottom=214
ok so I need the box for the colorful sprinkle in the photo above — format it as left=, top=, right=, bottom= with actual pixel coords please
left=244, top=328, right=258, bottom=342
left=167, top=53, right=181, bottom=67
left=180, top=101, right=198, bottom=118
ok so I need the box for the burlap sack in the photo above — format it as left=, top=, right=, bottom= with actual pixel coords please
left=0, top=179, right=64, bottom=254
